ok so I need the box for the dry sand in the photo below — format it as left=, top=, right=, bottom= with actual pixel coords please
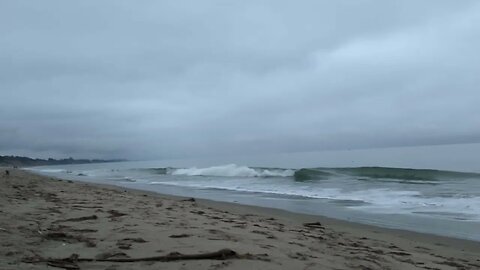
left=1, top=168, right=479, bottom=269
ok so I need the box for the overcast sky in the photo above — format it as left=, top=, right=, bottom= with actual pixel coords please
left=1, top=1, right=480, bottom=160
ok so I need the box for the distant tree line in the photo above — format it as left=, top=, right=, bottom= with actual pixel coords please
left=0, top=155, right=126, bottom=167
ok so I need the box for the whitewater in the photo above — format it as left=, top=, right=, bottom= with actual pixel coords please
left=28, top=144, right=480, bottom=241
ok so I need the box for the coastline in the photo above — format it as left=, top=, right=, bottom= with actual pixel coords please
left=1, top=168, right=479, bottom=269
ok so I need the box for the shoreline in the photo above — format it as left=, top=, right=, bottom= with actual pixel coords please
left=76, top=173, right=480, bottom=248
left=2, top=168, right=480, bottom=269
left=32, top=167, right=480, bottom=243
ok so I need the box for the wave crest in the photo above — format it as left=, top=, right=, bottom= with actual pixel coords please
left=294, top=167, right=480, bottom=181
left=170, top=164, right=294, bottom=178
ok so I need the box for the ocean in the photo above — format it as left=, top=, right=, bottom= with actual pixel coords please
left=28, top=143, right=480, bottom=241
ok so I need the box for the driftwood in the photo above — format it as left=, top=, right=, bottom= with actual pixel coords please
left=303, top=222, right=324, bottom=229
left=94, top=248, right=237, bottom=262
left=23, top=249, right=248, bottom=269
left=56, top=215, right=98, bottom=223
left=107, top=209, right=127, bottom=218
left=47, top=260, right=80, bottom=270
left=169, top=233, right=191, bottom=238
left=95, top=251, right=129, bottom=260
left=70, top=228, right=98, bottom=233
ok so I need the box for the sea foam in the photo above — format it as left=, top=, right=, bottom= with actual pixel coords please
left=170, top=164, right=294, bottom=177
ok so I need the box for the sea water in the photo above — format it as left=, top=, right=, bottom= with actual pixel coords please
left=28, top=143, right=480, bottom=241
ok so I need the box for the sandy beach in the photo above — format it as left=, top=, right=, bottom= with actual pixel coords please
left=1, top=168, right=479, bottom=270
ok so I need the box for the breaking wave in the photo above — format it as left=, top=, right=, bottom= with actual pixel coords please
left=139, top=164, right=480, bottom=182
left=170, top=164, right=294, bottom=177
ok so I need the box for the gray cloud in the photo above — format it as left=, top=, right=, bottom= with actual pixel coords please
left=1, top=0, right=480, bottom=159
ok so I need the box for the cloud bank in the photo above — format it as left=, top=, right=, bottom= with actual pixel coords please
left=1, top=0, right=480, bottom=159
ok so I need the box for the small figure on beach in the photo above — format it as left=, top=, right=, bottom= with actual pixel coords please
left=4, top=170, right=9, bottom=176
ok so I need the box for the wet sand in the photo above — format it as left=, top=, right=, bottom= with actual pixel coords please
left=1, top=168, right=479, bottom=269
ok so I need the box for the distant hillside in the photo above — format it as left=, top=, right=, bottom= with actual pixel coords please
left=0, top=155, right=126, bottom=167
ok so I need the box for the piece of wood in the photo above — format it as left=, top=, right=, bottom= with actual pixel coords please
left=169, top=233, right=191, bottom=238
left=57, top=215, right=98, bottom=222
left=47, top=261, right=80, bottom=270
left=93, top=248, right=238, bottom=262
left=23, top=248, right=243, bottom=269
left=303, top=222, right=324, bottom=228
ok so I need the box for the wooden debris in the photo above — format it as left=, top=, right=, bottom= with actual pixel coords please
left=169, top=233, right=191, bottom=238
left=47, top=260, right=80, bottom=270
left=303, top=222, right=324, bottom=229
left=123, top=237, right=147, bottom=243
left=56, top=215, right=98, bottom=223
left=23, top=248, right=250, bottom=269
left=95, top=251, right=129, bottom=260
left=107, top=210, right=127, bottom=218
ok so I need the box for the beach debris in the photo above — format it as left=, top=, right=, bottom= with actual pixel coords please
left=56, top=215, right=98, bottom=223
left=169, top=233, right=191, bottom=238
left=115, top=248, right=237, bottom=261
left=388, top=251, right=411, bottom=256
left=95, top=251, right=130, bottom=260
left=303, top=222, right=324, bottom=229
left=107, top=209, right=127, bottom=218
left=48, top=260, right=80, bottom=270
left=116, top=243, right=131, bottom=250
left=23, top=248, right=259, bottom=269
left=182, top=197, right=196, bottom=202
left=70, top=228, right=98, bottom=233
left=70, top=204, right=104, bottom=209
left=123, top=237, right=147, bottom=243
